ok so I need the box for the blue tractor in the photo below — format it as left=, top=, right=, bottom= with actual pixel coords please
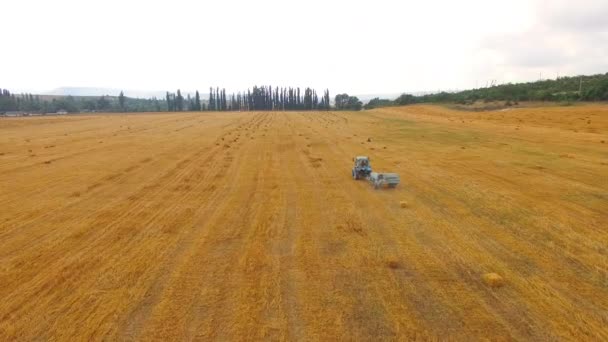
left=352, top=156, right=372, bottom=180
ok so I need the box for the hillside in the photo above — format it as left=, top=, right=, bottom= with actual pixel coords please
left=365, top=73, right=608, bottom=109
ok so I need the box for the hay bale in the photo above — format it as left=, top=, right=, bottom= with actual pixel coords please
left=399, top=201, right=408, bottom=208
left=386, top=258, right=400, bottom=269
left=482, top=273, right=504, bottom=288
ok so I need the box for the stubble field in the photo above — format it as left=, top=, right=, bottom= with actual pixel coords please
left=0, top=104, right=607, bottom=340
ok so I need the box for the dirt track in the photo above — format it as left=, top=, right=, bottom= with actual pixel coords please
left=1, top=106, right=607, bottom=340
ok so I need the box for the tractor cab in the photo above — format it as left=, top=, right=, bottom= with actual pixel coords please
left=355, top=156, right=370, bottom=168
left=352, top=156, right=372, bottom=180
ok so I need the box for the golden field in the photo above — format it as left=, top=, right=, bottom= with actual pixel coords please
left=0, top=105, right=607, bottom=340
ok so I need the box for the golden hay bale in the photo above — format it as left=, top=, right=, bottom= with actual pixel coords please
left=399, top=201, right=408, bottom=208
left=483, top=273, right=505, bottom=288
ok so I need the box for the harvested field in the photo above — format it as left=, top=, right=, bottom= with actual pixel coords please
left=0, top=105, right=607, bottom=340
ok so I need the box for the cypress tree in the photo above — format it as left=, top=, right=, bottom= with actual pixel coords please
left=176, top=90, right=184, bottom=111
left=209, top=87, right=214, bottom=111
left=166, top=92, right=172, bottom=111
left=119, top=91, right=126, bottom=110
left=195, top=91, right=201, bottom=111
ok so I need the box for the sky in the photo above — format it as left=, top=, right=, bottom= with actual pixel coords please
left=2, top=0, right=607, bottom=97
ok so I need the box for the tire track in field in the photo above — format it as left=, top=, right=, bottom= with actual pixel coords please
left=0, top=115, right=256, bottom=336
left=0, top=142, right=221, bottom=324
left=117, top=113, right=265, bottom=340
left=2, top=113, right=255, bottom=340
left=58, top=114, right=259, bottom=339
left=0, top=114, right=211, bottom=228
left=132, top=114, right=276, bottom=340
left=0, top=113, right=245, bottom=241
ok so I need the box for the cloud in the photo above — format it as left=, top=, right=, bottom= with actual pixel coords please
left=478, top=0, right=608, bottom=82
left=543, top=0, right=608, bottom=31
left=2, top=0, right=606, bottom=94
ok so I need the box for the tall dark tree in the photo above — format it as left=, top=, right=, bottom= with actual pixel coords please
left=209, top=87, right=214, bottom=111
left=176, top=89, right=184, bottom=111
left=216, top=87, right=220, bottom=111
left=166, top=92, right=172, bottom=111
left=194, top=91, right=201, bottom=111
left=118, top=91, right=126, bottom=110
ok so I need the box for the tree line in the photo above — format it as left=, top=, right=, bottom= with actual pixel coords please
left=0, top=90, right=42, bottom=112
left=0, top=86, right=335, bottom=113
left=166, top=86, right=332, bottom=112
left=364, top=73, right=608, bottom=109
left=0, top=88, right=165, bottom=113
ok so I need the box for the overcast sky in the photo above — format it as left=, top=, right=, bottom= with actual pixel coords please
left=2, top=0, right=607, bottom=96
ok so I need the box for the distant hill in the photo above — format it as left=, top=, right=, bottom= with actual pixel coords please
left=354, top=93, right=402, bottom=103
left=354, top=91, right=437, bottom=103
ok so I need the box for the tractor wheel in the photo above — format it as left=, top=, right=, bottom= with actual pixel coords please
left=352, top=170, right=358, bottom=180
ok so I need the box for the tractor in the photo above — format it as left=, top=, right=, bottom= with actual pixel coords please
left=351, top=155, right=400, bottom=189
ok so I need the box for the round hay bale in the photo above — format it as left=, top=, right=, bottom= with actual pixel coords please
left=483, top=273, right=504, bottom=288
left=399, top=201, right=408, bottom=208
